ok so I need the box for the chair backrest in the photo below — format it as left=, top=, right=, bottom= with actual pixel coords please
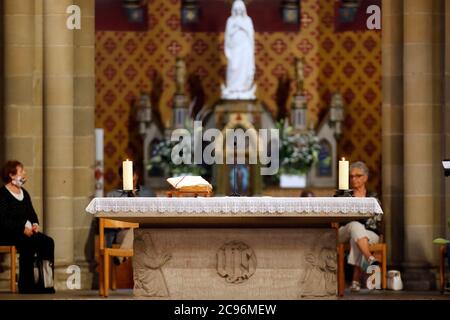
left=0, top=245, right=14, bottom=252
left=99, top=218, right=139, bottom=251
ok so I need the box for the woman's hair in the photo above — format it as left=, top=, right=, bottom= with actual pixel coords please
left=350, top=161, right=369, bottom=177
left=2, top=160, right=23, bottom=183
left=300, top=190, right=315, bottom=197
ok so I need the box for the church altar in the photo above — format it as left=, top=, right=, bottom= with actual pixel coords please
left=86, top=197, right=382, bottom=299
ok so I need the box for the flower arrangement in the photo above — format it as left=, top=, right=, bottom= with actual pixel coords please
left=146, top=121, right=206, bottom=177
left=277, top=119, right=321, bottom=176
left=147, top=139, right=206, bottom=177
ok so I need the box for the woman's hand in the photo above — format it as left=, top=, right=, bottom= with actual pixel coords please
left=24, top=227, right=33, bottom=237
left=32, top=224, right=39, bottom=233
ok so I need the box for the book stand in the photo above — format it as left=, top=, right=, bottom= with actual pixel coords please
left=166, top=190, right=212, bottom=197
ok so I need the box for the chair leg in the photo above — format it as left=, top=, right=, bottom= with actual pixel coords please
left=381, top=245, right=387, bottom=289
left=104, top=252, right=110, bottom=297
left=98, top=254, right=105, bottom=297
left=337, top=244, right=345, bottom=297
left=111, top=262, right=117, bottom=291
left=440, top=245, right=446, bottom=293
left=10, top=247, right=16, bottom=293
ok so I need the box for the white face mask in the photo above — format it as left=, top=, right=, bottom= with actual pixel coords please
left=11, top=176, right=26, bottom=187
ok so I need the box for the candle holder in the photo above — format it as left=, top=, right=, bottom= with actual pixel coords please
left=120, top=190, right=135, bottom=197
left=334, top=189, right=353, bottom=197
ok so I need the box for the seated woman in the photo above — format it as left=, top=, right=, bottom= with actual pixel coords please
left=0, top=160, right=55, bottom=293
left=338, top=161, right=381, bottom=292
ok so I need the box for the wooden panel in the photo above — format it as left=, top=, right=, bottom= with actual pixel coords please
left=103, top=218, right=139, bottom=229
left=113, top=258, right=134, bottom=289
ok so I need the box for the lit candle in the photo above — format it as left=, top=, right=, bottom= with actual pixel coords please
left=123, top=159, right=133, bottom=191
left=338, top=157, right=349, bottom=190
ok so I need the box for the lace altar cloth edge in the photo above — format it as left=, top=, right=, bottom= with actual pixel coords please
left=85, top=197, right=383, bottom=215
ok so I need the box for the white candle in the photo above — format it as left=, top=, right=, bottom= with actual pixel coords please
left=95, top=129, right=104, bottom=161
left=339, top=157, right=349, bottom=190
left=123, top=159, right=133, bottom=191
left=95, top=129, right=104, bottom=197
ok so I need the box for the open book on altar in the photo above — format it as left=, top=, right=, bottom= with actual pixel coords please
left=166, top=176, right=213, bottom=193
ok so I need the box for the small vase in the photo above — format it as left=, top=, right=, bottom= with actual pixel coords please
left=280, top=174, right=307, bottom=188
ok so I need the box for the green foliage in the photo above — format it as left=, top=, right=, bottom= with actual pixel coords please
left=147, top=138, right=207, bottom=177
left=146, top=121, right=206, bottom=177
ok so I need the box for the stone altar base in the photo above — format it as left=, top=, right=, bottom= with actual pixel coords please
left=132, top=228, right=337, bottom=299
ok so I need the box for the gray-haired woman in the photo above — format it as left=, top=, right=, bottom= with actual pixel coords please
left=338, top=161, right=381, bottom=292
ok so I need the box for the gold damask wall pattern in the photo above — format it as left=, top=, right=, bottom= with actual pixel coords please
left=318, top=3, right=381, bottom=194
left=95, top=0, right=381, bottom=193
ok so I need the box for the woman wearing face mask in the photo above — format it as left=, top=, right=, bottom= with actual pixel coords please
left=0, top=160, right=55, bottom=293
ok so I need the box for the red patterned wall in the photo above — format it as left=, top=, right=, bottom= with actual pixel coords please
left=319, top=2, right=382, bottom=194
left=95, top=0, right=381, bottom=193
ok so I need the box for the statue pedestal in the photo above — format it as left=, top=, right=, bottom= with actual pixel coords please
left=213, top=99, right=264, bottom=196
left=221, top=84, right=257, bottom=100
left=214, top=99, right=263, bottom=116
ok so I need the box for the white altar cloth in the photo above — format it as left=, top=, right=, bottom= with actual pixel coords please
left=86, top=196, right=383, bottom=216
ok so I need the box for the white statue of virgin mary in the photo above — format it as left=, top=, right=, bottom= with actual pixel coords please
left=221, top=0, right=256, bottom=100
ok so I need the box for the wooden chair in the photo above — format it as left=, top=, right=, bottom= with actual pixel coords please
left=97, top=218, right=139, bottom=297
left=337, top=236, right=387, bottom=297
left=439, top=244, right=448, bottom=293
left=0, top=246, right=17, bottom=293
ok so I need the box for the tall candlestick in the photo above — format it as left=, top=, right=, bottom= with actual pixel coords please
left=123, top=159, right=133, bottom=191
left=95, top=129, right=104, bottom=197
left=339, top=157, right=349, bottom=190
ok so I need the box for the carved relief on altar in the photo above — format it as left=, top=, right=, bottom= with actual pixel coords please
left=298, top=232, right=337, bottom=297
left=216, top=241, right=257, bottom=284
left=133, top=231, right=172, bottom=297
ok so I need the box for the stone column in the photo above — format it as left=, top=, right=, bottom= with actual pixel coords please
left=43, top=0, right=74, bottom=267
left=382, top=0, right=404, bottom=267
left=3, top=0, right=44, bottom=222
left=73, top=0, right=95, bottom=287
left=403, top=0, right=444, bottom=289
left=445, top=0, right=450, bottom=240
left=0, top=3, right=4, bottom=164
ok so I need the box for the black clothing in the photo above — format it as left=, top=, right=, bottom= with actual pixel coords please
left=0, top=185, right=55, bottom=293
left=0, top=186, right=38, bottom=243
left=17, top=232, right=55, bottom=293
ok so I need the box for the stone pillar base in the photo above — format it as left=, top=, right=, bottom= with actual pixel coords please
left=402, top=266, right=437, bottom=291
left=0, top=262, right=93, bottom=292
left=54, top=262, right=94, bottom=291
